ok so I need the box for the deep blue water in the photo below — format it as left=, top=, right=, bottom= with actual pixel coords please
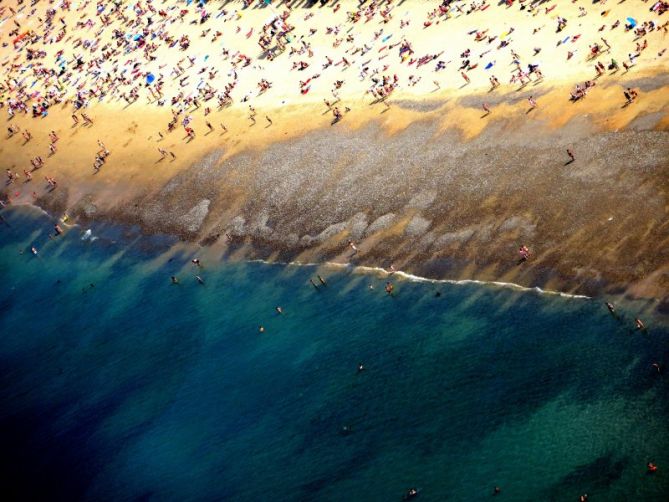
left=0, top=206, right=668, bottom=502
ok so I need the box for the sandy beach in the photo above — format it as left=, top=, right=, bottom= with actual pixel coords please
left=1, top=0, right=668, bottom=303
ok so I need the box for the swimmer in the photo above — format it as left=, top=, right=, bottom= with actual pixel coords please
left=647, top=462, right=657, bottom=473
left=606, top=302, right=615, bottom=313
left=31, top=246, right=38, bottom=255
left=388, top=264, right=396, bottom=274
left=579, top=495, right=588, bottom=502
left=195, top=275, right=205, bottom=285
left=191, top=258, right=201, bottom=266
left=276, top=306, right=283, bottom=315
left=54, top=224, right=63, bottom=235
left=317, top=274, right=327, bottom=286
left=651, top=363, right=661, bottom=374
left=635, top=318, right=645, bottom=330
left=357, top=363, right=365, bottom=372
left=309, top=278, right=319, bottom=290
left=385, top=281, right=394, bottom=295
left=435, top=291, right=441, bottom=297
left=259, top=325, right=265, bottom=333
left=404, top=488, right=418, bottom=499
left=170, top=276, right=179, bottom=284
left=493, top=486, right=501, bottom=496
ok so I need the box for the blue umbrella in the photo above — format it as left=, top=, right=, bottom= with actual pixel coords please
left=626, top=17, right=637, bottom=27
left=146, top=73, right=155, bottom=85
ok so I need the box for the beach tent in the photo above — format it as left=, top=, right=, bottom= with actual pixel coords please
left=626, top=17, right=637, bottom=28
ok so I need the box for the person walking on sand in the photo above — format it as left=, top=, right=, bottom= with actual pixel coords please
left=348, top=240, right=358, bottom=255
left=248, top=106, right=257, bottom=125
left=460, top=71, right=470, bottom=85
left=528, top=96, right=537, bottom=110
left=482, top=102, right=491, bottom=115
left=266, top=115, right=273, bottom=126
left=566, top=149, right=575, bottom=163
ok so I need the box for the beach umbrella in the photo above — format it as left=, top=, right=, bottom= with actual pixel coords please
left=146, top=73, right=155, bottom=85
left=484, top=61, right=495, bottom=70
left=626, top=17, right=637, bottom=27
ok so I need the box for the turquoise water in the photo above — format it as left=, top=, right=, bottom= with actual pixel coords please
left=0, top=207, right=667, bottom=501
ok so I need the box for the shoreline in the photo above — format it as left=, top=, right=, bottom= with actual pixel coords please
left=5, top=202, right=590, bottom=299
left=8, top=201, right=669, bottom=322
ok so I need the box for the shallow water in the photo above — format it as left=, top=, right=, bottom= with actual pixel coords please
left=0, top=207, right=667, bottom=501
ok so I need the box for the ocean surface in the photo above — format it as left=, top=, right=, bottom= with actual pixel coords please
left=0, top=206, right=667, bottom=502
